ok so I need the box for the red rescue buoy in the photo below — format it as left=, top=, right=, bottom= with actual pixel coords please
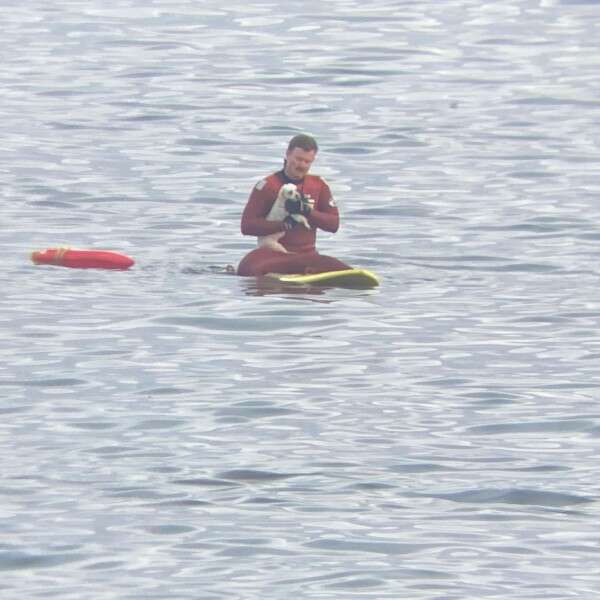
left=31, top=248, right=135, bottom=270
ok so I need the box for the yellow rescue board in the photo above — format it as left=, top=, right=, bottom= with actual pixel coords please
left=266, top=269, right=380, bottom=289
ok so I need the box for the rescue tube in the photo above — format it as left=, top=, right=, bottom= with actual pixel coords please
left=31, top=248, right=135, bottom=270
left=237, top=247, right=351, bottom=277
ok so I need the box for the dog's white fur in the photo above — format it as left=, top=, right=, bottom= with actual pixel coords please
left=258, top=183, right=311, bottom=253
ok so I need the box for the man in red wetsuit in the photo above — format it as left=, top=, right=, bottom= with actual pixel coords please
left=237, top=134, right=352, bottom=276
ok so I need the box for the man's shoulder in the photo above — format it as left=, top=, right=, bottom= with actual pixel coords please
left=253, top=172, right=282, bottom=193
left=305, top=174, right=332, bottom=193
left=306, top=173, right=329, bottom=185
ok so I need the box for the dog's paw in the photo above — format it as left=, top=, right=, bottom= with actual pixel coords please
left=291, top=214, right=311, bottom=229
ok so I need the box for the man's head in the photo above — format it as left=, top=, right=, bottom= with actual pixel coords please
left=287, top=134, right=318, bottom=154
left=284, top=134, right=318, bottom=181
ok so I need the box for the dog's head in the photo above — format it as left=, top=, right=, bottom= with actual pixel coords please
left=279, top=183, right=301, bottom=203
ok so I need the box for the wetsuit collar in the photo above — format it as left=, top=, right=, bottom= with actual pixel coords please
left=278, top=167, right=304, bottom=185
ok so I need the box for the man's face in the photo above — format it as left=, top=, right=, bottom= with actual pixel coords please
left=285, top=147, right=316, bottom=180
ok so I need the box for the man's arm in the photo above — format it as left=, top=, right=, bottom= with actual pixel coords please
left=307, top=207, right=339, bottom=233
left=240, top=183, right=286, bottom=236
left=307, top=181, right=339, bottom=233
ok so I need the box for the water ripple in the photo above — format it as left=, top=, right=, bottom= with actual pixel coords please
left=3, top=1, right=600, bottom=598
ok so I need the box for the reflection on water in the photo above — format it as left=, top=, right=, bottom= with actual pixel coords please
left=3, top=0, right=600, bottom=598
left=240, top=276, right=334, bottom=298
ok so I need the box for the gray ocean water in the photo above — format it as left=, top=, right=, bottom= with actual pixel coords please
left=2, top=1, right=600, bottom=598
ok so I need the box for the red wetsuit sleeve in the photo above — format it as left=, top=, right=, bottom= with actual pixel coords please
left=307, top=179, right=339, bottom=233
left=240, top=179, right=284, bottom=236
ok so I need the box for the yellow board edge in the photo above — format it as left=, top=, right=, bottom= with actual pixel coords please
left=266, top=268, right=380, bottom=289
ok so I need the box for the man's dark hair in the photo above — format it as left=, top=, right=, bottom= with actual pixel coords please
left=287, top=134, right=318, bottom=153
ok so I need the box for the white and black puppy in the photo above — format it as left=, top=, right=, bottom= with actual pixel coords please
left=258, top=183, right=311, bottom=253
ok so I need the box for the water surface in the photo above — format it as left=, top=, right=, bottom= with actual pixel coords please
left=2, top=1, right=600, bottom=598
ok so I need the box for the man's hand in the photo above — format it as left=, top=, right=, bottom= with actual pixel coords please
left=285, top=193, right=314, bottom=217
